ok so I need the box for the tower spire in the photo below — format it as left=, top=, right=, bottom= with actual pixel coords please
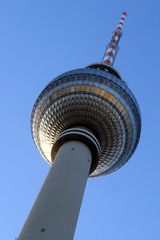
left=102, top=11, right=127, bottom=66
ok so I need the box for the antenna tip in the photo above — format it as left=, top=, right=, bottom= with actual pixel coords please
left=122, top=11, right=127, bottom=16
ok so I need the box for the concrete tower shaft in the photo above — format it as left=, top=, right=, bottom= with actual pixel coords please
left=19, top=141, right=92, bottom=240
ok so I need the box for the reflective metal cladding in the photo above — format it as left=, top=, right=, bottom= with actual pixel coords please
left=31, top=65, right=141, bottom=177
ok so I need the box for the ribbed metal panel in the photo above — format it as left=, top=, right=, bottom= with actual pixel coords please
left=31, top=67, right=141, bottom=177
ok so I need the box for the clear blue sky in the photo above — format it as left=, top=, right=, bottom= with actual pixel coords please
left=0, top=0, right=159, bottom=239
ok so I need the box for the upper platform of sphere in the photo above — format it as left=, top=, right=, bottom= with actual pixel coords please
left=31, top=64, right=141, bottom=177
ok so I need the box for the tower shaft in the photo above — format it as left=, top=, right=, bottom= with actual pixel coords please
left=102, top=11, right=127, bottom=66
left=18, top=141, right=91, bottom=240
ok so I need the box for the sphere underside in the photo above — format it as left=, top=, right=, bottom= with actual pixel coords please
left=31, top=67, right=141, bottom=177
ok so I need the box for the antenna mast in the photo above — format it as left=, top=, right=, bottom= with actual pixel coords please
left=102, top=11, right=127, bottom=66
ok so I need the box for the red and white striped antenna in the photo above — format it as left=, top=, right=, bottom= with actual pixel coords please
left=102, top=11, right=127, bottom=66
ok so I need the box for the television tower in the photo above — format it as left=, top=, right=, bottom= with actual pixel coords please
left=18, top=12, right=141, bottom=240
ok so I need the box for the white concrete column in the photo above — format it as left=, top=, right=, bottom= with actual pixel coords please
left=18, top=140, right=92, bottom=240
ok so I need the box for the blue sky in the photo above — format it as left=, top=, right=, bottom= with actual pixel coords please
left=0, top=0, right=160, bottom=239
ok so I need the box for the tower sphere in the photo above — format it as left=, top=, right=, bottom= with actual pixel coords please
left=31, top=63, right=141, bottom=177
